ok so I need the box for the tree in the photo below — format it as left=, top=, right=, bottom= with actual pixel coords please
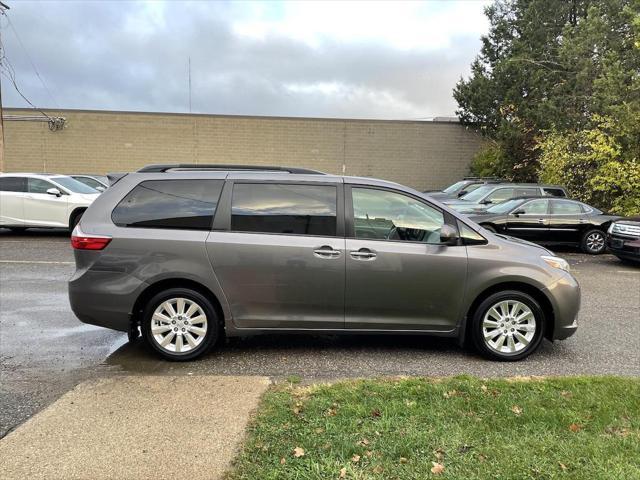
left=454, top=0, right=640, bottom=211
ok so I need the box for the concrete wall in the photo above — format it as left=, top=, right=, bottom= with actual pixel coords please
left=3, top=108, right=483, bottom=190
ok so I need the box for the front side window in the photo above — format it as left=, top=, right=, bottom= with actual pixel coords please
left=443, top=181, right=467, bottom=194
left=0, top=177, right=27, bottom=192
left=231, top=183, right=337, bottom=236
left=112, top=180, right=223, bottom=230
left=460, top=185, right=493, bottom=201
left=28, top=178, right=57, bottom=194
left=551, top=200, right=582, bottom=215
left=74, top=176, right=105, bottom=189
left=517, top=199, right=549, bottom=215
left=485, top=188, right=515, bottom=203
left=51, top=176, right=98, bottom=194
left=352, top=188, right=445, bottom=243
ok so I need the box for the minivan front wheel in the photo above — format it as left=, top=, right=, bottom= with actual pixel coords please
left=471, top=291, right=545, bottom=361
left=142, top=288, right=220, bottom=361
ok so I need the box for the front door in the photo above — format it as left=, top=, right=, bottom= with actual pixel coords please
left=505, top=198, right=550, bottom=242
left=345, top=186, right=467, bottom=331
left=23, top=178, right=69, bottom=227
left=206, top=181, right=345, bottom=329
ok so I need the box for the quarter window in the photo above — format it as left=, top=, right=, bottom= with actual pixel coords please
left=543, top=188, right=566, bottom=197
left=351, top=188, right=445, bottom=243
left=231, top=183, right=337, bottom=236
left=551, top=200, right=582, bottom=215
left=112, top=180, right=223, bottom=230
left=0, top=177, right=27, bottom=192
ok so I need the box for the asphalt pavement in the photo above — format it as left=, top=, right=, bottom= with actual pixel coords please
left=1, top=229, right=639, bottom=438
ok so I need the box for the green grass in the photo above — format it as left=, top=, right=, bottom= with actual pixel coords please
left=228, top=376, right=640, bottom=480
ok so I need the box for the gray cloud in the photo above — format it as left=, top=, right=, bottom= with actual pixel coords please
left=1, top=1, right=484, bottom=119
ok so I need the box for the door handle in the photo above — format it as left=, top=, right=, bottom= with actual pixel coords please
left=313, top=246, right=341, bottom=259
left=350, top=249, right=377, bottom=260
left=537, top=218, right=546, bottom=224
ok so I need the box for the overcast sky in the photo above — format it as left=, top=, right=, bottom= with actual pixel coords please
left=1, top=0, right=491, bottom=119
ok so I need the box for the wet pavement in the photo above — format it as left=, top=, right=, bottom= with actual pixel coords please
left=1, top=229, right=639, bottom=437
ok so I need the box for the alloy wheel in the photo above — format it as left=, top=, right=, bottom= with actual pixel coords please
left=150, top=297, right=208, bottom=354
left=586, top=231, right=605, bottom=253
left=482, top=300, right=537, bottom=354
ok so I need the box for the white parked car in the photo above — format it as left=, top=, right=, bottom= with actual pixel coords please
left=71, top=174, right=109, bottom=192
left=0, top=173, right=101, bottom=232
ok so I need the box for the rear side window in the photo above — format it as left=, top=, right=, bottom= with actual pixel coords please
left=0, top=177, right=27, bottom=192
left=112, top=180, right=223, bottom=230
left=543, top=187, right=566, bottom=197
left=514, top=187, right=540, bottom=197
left=231, top=183, right=337, bottom=236
left=550, top=200, right=582, bottom=215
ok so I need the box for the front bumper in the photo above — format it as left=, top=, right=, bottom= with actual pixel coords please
left=542, top=272, right=581, bottom=341
left=607, top=233, right=640, bottom=261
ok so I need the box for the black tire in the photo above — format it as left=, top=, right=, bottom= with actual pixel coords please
left=141, top=288, right=221, bottom=361
left=8, top=227, right=27, bottom=234
left=581, top=229, right=606, bottom=254
left=69, top=211, right=84, bottom=232
left=482, top=224, right=497, bottom=233
left=471, top=290, right=545, bottom=361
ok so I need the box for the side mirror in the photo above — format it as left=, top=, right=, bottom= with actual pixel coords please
left=457, top=190, right=468, bottom=197
left=512, top=209, right=525, bottom=216
left=481, top=199, right=493, bottom=205
left=440, top=224, right=459, bottom=246
left=46, top=188, right=62, bottom=197
left=96, top=186, right=106, bottom=192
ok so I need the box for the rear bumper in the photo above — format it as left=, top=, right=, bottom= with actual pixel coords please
left=542, top=273, right=580, bottom=341
left=68, top=269, right=146, bottom=332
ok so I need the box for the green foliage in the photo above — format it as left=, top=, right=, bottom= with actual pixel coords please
left=455, top=0, right=640, bottom=212
left=539, top=118, right=640, bottom=215
left=469, top=142, right=510, bottom=178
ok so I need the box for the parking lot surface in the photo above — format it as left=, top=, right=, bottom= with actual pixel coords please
left=1, top=230, right=639, bottom=437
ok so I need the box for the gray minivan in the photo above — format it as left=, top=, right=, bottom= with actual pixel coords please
left=69, top=165, right=579, bottom=362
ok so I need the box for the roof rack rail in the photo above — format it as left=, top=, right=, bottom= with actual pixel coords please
left=462, top=176, right=505, bottom=180
left=137, top=164, right=326, bottom=175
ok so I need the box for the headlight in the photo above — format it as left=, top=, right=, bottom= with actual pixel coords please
left=541, top=255, right=570, bottom=272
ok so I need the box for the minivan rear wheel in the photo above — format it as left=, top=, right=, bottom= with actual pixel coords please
left=141, top=288, right=221, bottom=361
left=471, top=290, right=545, bottom=361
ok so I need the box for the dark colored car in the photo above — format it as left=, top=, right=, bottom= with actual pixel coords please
left=468, top=197, right=620, bottom=254
left=443, top=184, right=568, bottom=214
left=425, top=177, right=505, bottom=200
left=607, top=217, right=640, bottom=264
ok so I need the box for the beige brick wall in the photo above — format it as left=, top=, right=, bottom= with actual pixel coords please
left=3, top=108, right=484, bottom=190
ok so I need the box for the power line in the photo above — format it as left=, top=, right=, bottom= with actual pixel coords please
left=5, top=14, right=59, bottom=108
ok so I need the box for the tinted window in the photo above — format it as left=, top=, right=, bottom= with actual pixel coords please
left=514, top=187, right=539, bottom=197
left=231, top=183, right=337, bottom=236
left=486, top=188, right=514, bottom=203
left=460, top=185, right=493, bottom=201
left=51, top=176, right=98, bottom=194
left=28, top=178, right=57, bottom=194
left=486, top=199, right=523, bottom=214
left=551, top=200, right=582, bottom=215
left=442, top=181, right=467, bottom=194
left=518, top=199, right=549, bottom=215
left=73, top=176, right=105, bottom=189
left=462, top=183, right=483, bottom=194
left=544, top=188, right=566, bottom=197
left=352, top=188, right=445, bottom=244
left=112, top=180, right=223, bottom=230
left=0, top=177, right=27, bottom=192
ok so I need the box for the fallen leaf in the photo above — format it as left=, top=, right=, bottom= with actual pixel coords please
left=280, top=457, right=286, bottom=465
left=560, top=390, right=572, bottom=399
left=371, top=408, right=382, bottom=418
left=365, top=450, right=373, bottom=457
left=431, top=462, right=445, bottom=475
left=434, top=448, right=445, bottom=462
left=480, top=385, right=488, bottom=393
left=352, top=454, right=361, bottom=463
left=339, top=467, right=347, bottom=478
left=372, top=465, right=384, bottom=474
left=358, top=438, right=370, bottom=446
left=315, top=427, right=325, bottom=434
left=399, top=457, right=408, bottom=464
left=443, top=390, right=457, bottom=398
left=569, top=423, right=581, bottom=433
left=477, top=454, right=487, bottom=462
left=511, top=405, right=523, bottom=416
left=558, top=462, right=568, bottom=471
left=292, top=447, right=305, bottom=458
left=405, top=399, right=416, bottom=407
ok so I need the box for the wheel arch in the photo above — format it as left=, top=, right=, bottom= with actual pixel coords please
left=131, top=278, right=226, bottom=331
left=462, top=281, right=555, bottom=344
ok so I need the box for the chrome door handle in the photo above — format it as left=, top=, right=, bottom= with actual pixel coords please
left=313, top=246, right=341, bottom=258
left=350, top=250, right=377, bottom=260
left=537, top=218, right=546, bottom=224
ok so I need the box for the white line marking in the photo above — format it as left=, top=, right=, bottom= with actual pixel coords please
left=0, top=260, right=74, bottom=265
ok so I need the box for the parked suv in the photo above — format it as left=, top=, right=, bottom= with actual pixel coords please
left=607, top=217, right=640, bottom=264
left=69, top=164, right=580, bottom=362
left=425, top=177, right=506, bottom=200
left=443, top=183, right=568, bottom=214
left=0, top=173, right=100, bottom=232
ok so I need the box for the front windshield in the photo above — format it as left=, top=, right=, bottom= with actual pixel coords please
left=443, top=181, right=467, bottom=194
left=460, top=185, right=493, bottom=202
left=52, top=176, right=99, bottom=194
left=486, top=199, right=523, bottom=214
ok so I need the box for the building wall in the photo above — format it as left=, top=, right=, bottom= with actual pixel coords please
left=3, top=108, right=483, bottom=190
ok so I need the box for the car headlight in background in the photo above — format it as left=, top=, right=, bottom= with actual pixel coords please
left=541, top=255, right=570, bottom=272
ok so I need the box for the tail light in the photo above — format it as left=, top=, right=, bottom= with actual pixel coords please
left=71, top=234, right=112, bottom=250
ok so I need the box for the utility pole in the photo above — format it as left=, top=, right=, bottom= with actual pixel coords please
left=0, top=1, right=8, bottom=172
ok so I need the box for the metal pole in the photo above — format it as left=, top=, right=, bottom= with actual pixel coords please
left=0, top=2, right=8, bottom=172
